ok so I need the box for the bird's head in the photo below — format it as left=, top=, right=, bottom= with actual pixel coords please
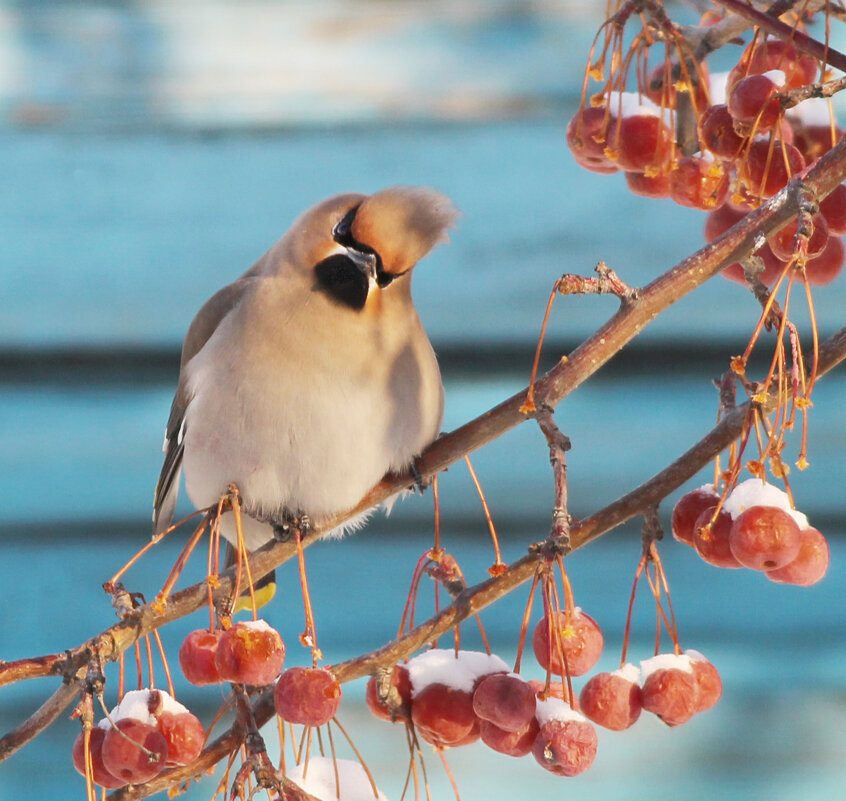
left=287, top=187, right=459, bottom=311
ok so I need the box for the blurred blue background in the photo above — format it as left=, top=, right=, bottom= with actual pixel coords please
left=1, top=2, right=845, bottom=800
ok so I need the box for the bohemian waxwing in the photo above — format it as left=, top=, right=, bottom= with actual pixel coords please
left=153, top=186, right=457, bottom=557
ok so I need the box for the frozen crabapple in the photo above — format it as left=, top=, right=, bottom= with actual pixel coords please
left=738, top=139, right=805, bottom=198
left=625, top=170, right=670, bottom=198
left=820, top=185, right=846, bottom=236
left=610, top=112, right=673, bottom=173
left=411, top=683, right=479, bottom=747
left=366, top=664, right=412, bottom=722
left=214, top=619, right=285, bottom=685
left=640, top=654, right=698, bottom=727
left=769, top=213, right=829, bottom=261
left=72, top=726, right=127, bottom=789
left=728, top=38, right=817, bottom=93
left=765, top=526, right=830, bottom=586
left=532, top=698, right=597, bottom=777
left=685, top=651, right=722, bottom=713
left=693, top=506, right=742, bottom=568
left=157, top=711, right=205, bottom=767
left=578, top=664, right=642, bottom=731
left=806, top=235, right=845, bottom=285
left=179, top=628, right=224, bottom=686
left=101, top=719, right=169, bottom=785
left=566, top=106, right=617, bottom=174
left=671, top=486, right=720, bottom=546
left=532, top=609, right=604, bottom=677
left=274, top=666, right=341, bottom=726
left=729, top=506, right=802, bottom=571
left=480, top=717, right=540, bottom=757
left=792, top=123, right=844, bottom=163
left=669, top=155, right=728, bottom=210
left=699, top=103, right=747, bottom=159
left=473, top=673, right=536, bottom=732
left=728, top=72, right=783, bottom=132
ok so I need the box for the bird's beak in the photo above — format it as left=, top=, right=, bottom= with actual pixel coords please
left=345, top=247, right=379, bottom=283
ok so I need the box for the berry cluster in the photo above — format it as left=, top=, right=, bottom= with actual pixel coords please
left=567, top=35, right=845, bottom=285
left=366, top=649, right=598, bottom=777
left=72, top=689, right=205, bottom=788
left=672, top=479, right=829, bottom=584
left=179, top=619, right=286, bottom=686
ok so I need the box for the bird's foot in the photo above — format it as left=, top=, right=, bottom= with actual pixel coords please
left=272, top=509, right=311, bottom=542
left=410, top=457, right=432, bottom=494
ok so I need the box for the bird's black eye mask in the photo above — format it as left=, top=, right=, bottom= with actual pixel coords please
left=331, top=205, right=396, bottom=289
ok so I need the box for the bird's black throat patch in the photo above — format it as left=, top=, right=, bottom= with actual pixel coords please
left=314, top=253, right=369, bottom=310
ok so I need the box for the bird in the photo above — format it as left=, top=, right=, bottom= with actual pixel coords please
left=153, top=186, right=457, bottom=597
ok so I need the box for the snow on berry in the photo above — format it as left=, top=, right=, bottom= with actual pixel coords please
left=578, top=663, right=642, bottom=731
left=723, top=479, right=809, bottom=528
left=406, top=649, right=508, bottom=697
left=532, top=698, right=598, bottom=777
left=214, top=619, right=286, bottom=685
left=287, top=756, right=388, bottom=801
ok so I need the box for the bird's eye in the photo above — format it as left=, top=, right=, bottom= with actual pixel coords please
left=333, top=206, right=359, bottom=244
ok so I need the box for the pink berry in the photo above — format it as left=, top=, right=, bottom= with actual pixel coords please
left=179, top=629, right=224, bottom=686
left=687, top=654, right=722, bottom=713
left=693, top=506, right=742, bottom=568
left=473, top=674, right=536, bottom=732
left=101, top=719, right=169, bottom=785
left=766, top=527, right=830, bottom=586
left=411, top=683, right=478, bottom=748
left=532, top=610, right=604, bottom=677
left=532, top=718, right=598, bottom=777
left=214, top=621, right=285, bottom=686
left=578, top=671, right=642, bottom=731
left=365, top=665, right=412, bottom=723
left=480, top=717, right=540, bottom=757
left=671, top=488, right=720, bottom=546
left=157, top=711, right=205, bottom=766
left=729, top=506, right=802, bottom=570
left=274, top=666, right=341, bottom=727
left=641, top=668, right=698, bottom=726
left=72, top=727, right=127, bottom=789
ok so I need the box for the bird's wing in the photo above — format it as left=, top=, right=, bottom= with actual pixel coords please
left=152, top=278, right=255, bottom=535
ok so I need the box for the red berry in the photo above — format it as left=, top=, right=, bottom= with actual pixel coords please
left=625, top=170, right=670, bottom=198
left=72, top=727, right=127, bottom=789
left=729, top=505, right=802, bottom=570
left=686, top=652, right=722, bottom=713
left=214, top=620, right=285, bottom=686
left=532, top=717, right=598, bottom=777
left=179, top=629, right=224, bottom=686
left=820, top=185, right=846, bottom=236
left=641, top=666, right=698, bottom=726
left=739, top=139, right=805, bottom=198
left=766, top=527, right=830, bottom=586
left=578, top=670, right=642, bottom=731
left=769, top=213, right=829, bottom=261
left=157, top=711, right=205, bottom=767
left=700, top=104, right=747, bottom=159
left=669, top=156, right=728, bottom=210
left=671, top=487, right=720, bottom=546
left=473, top=674, right=536, bottom=732
left=806, top=235, right=845, bottom=285
left=693, top=506, right=742, bottom=568
left=365, top=665, right=412, bottom=723
left=792, top=123, right=844, bottom=163
left=101, top=719, right=169, bottom=785
left=566, top=106, right=617, bottom=174
left=411, top=683, right=478, bottom=748
left=609, top=113, right=673, bottom=172
left=729, top=39, right=818, bottom=92
left=728, top=74, right=782, bottom=132
left=274, top=666, right=341, bottom=727
left=480, top=717, right=540, bottom=757
left=532, top=609, right=604, bottom=677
